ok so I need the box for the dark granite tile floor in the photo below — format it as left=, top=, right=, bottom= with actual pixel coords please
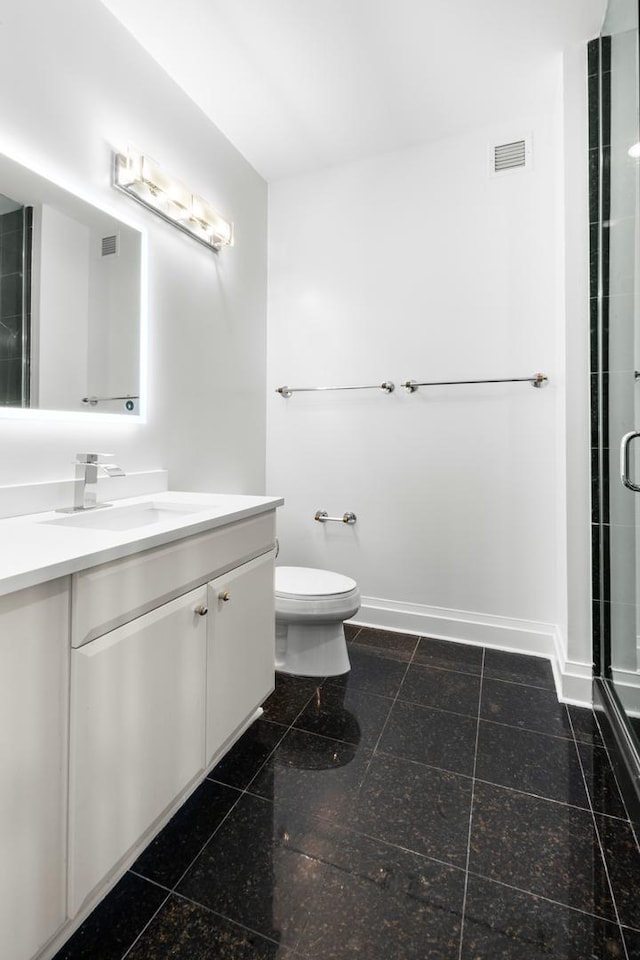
left=54, top=627, right=640, bottom=960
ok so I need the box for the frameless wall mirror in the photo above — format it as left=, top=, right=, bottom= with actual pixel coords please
left=0, top=152, right=142, bottom=416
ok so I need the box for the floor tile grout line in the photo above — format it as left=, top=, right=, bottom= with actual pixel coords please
left=128, top=869, right=173, bottom=893
left=389, top=695, right=485, bottom=724
left=206, top=720, right=288, bottom=792
left=264, top=722, right=367, bottom=752
left=345, top=641, right=575, bottom=739
left=238, top=777, right=471, bottom=875
left=464, top=867, right=628, bottom=926
left=408, top=634, right=482, bottom=677
left=170, top=890, right=282, bottom=947
left=591, top=705, right=640, bottom=862
left=233, top=713, right=631, bottom=816
left=179, top=688, right=317, bottom=893
left=286, top=682, right=325, bottom=728
left=366, top=635, right=421, bottom=760
left=467, top=774, right=618, bottom=816
left=124, top=887, right=285, bottom=959
left=175, top=683, right=327, bottom=908
left=589, top=705, right=639, bottom=837
left=568, top=707, right=631, bottom=960
left=239, top=680, right=330, bottom=791
left=240, top=726, right=299, bottom=794
left=300, top=634, right=422, bottom=811
left=475, top=715, right=577, bottom=744
left=157, top=721, right=291, bottom=894
left=119, top=888, right=173, bottom=960
left=316, top=682, right=398, bottom=705
left=408, top=634, right=422, bottom=665
left=482, top=674, right=557, bottom=693
left=236, top=739, right=615, bottom=820
left=152, top=695, right=309, bottom=901
left=232, top=675, right=354, bottom=960
left=571, top=732, right=630, bottom=819
left=151, top=787, right=247, bottom=899
left=457, top=646, right=485, bottom=960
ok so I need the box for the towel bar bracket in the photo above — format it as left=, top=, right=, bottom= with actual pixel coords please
left=315, top=510, right=357, bottom=524
left=401, top=373, right=547, bottom=392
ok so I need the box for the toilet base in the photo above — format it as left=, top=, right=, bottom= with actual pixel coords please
left=275, top=620, right=351, bottom=677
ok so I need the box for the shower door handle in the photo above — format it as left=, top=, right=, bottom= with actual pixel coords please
left=620, top=431, right=640, bottom=491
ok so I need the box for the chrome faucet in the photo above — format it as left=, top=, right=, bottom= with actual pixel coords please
left=73, top=453, right=125, bottom=511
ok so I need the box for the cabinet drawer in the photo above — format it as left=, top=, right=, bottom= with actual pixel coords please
left=72, top=511, right=275, bottom=647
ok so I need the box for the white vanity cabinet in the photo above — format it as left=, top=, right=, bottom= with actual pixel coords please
left=0, top=579, right=69, bottom=960
left=68, top=586, right=208, bottom=915
left=67, top=511, right=276, bottom=916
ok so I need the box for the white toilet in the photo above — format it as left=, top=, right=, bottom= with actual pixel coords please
left=275, top=566, right=360, bottom=677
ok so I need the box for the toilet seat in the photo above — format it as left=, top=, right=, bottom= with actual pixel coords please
left=274, top=565, right=360, bottom=677
left=275, top=566, right=357, bottom=601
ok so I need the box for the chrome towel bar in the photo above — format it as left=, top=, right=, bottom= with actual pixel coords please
left=82, top=394, right=140, bottom=406
left=315, top=510, right=357, bottom=524
left=276, top=382, right=394, bottom=398
left=401, top=373, right=548, bottom=392
left=276, top=375, right=548, bottom=397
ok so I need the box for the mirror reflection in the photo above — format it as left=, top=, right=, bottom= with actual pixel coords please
left=0, top=154, right=142, bottom=415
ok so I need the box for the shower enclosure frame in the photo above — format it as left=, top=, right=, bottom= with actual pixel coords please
left=591, top=1, right=640, bottom=816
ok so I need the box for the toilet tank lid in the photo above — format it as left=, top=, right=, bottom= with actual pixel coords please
left=275, top=566, right=357, bottom=597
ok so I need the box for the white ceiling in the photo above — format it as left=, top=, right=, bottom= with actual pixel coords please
left=99, top=0, right=606, bottom=182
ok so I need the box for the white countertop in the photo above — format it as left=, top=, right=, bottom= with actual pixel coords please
left=0, top=491, right=283, bottom=598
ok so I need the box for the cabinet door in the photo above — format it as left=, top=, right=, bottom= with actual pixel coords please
left=206, top=552, right=275, bottom=764
left=69, top=586, right=207, bottom=915
left=0, top=579, right=69, bottom=960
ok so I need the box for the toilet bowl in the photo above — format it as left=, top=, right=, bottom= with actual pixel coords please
left=275, top=566, right=360, bottom=677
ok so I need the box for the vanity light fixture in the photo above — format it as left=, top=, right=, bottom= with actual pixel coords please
left=112, top=147, right=233, bottom=252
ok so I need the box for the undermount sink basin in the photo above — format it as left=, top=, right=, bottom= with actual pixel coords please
left=43, top=500, right=210, bottom=532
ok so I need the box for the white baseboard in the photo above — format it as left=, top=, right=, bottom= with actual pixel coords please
left=352, top=596, right=593, bottom=706
left=551, top=630, right=593, bottom=707
left=610, top=667, right=640, bottom=717
left=612, top=667, right=640, bottom=688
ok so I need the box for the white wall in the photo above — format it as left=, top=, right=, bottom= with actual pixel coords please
left=267, top=72, right=578, bottom=675
left=559, top=43, right=596, bottom=701
left=0, top=0, right=267, bottom=495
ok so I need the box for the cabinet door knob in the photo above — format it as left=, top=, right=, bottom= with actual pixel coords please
left=194, top=604, right=208, bottom=616
left=218, top=590, right=231, bottom=602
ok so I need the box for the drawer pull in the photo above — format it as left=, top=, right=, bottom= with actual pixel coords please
left=194, top=604, right=208, bottom=616
left=218, top=590, right=231, bottom=602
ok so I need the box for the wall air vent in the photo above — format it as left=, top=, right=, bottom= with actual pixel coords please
left=101, top=233, right=119, bottom=257
left=492, top=138, right=529, bottom=175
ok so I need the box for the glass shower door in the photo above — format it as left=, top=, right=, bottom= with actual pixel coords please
left=600, top=0, right=640, bottom=743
